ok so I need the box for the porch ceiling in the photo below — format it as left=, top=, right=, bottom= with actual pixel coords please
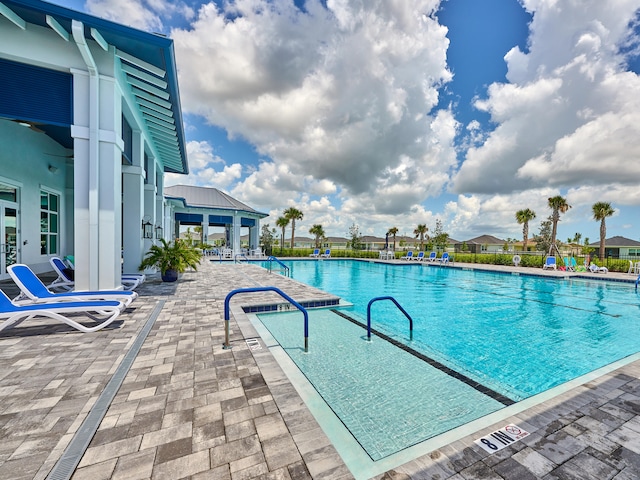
left=0, top=0, right=188, bottom=174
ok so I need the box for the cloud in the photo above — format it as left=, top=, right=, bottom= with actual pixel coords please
left=86, top=0, right=194, bottom=31
left=165, top=140, right=241, bottom=188
left=451, top=0, right=640, bottom=196
left=172, top=0, right=453, bottom=199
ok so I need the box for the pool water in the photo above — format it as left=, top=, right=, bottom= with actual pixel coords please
left=258, top=309, right=505, bottom=461
left=256, top=259, right=640, bottom=459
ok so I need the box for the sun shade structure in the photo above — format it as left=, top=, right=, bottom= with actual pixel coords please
left=165, top=185, right=268, bottom=256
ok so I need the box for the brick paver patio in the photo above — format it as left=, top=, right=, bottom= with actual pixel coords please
left=1, top=259, right=640, bottom=479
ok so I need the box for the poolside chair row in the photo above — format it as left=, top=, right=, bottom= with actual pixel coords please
left=0, top=263, right=139, bottom=334
left=50, top=257, right=145, bottom=292
left=400, top=251, right=450, bottom=263
left=310, top=249, right=331, bottom=258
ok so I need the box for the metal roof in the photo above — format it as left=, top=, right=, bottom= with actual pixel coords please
left=165, top=185, right=268, bottom=217
left=0, top=0, right=188, bottom=174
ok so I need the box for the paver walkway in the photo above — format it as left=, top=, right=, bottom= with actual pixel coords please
left=0, top=259, right=639, bottom=479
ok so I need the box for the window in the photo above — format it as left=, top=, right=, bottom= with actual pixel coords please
left=0, top=183, right=17, bottom=202
left=40, top=190, right=59, bottom=255
left=629, top=249, right=639, bottom=257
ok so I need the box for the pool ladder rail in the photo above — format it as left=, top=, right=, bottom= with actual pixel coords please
left=223, top=286, right=308, bottom=351
left=266, top=256, right=290, bottom=277
left=367, top=296, right=414, bottom=341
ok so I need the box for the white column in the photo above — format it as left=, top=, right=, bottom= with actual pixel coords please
left=250, top=220, right=260, bottom=250
left=232, top=212, right=241, bottom=254
left=97, top=76, right=123, bottom=289
left=71, top=69, right=123, bottom=290
left=155, top=162, right=163, bottom=240
left=122, top=130, right=144, bottom=274
left=202, top=220, right=209, bottom=246
left=144, top=155, right=156, bottom=252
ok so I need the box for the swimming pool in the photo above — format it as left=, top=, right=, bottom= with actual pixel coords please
left=254, top=260, right=640, bottom=462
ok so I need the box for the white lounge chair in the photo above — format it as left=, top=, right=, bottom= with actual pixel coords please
left=438, top=252, right=450, bottom=264
left=320, top=249, right=331, bottom=258
left=427, top=252, right=437, bottom=262
left=309, top=249, right=320, bottom=258
left=0, top=289, right=124, bottom=333
left=543, top=256, right=557, bottom=270
left=413, top=251, right=425, bottom=261
left=589, top=263, right=608, bottom=273
left=9, top=264, right=138, bottom=307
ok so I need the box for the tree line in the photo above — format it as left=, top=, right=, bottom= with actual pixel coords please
left=516, top=198, right=615, bottom=261
left=259, top=198, right=616, bottom=260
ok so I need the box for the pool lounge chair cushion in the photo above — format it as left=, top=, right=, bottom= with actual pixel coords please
left=401, top=251, right=413, bottom=260
left=438, top=252, right=450, bottom=264
left=0, top=289, right=124, bottom=333
left=320, top=249, right=331, bottom=258
left=543, top=256, right=557, bottom=270
left=309, top=249, right=320, bottom=258
left=9, top=264, right=138, bottom=307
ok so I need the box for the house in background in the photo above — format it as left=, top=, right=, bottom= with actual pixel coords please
left=589, top=236, right=640, bottom=259
left=0, top=0, right=188, bottom=288
left=455, top=235, right=505, bottom=254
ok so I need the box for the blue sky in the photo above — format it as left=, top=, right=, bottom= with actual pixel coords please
left=53, top=0, right=640, bottom=243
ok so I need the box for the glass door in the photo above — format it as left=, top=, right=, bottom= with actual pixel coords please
left=0, top=204, right=18, bottom=277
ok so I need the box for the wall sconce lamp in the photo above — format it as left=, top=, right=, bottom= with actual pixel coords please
left=142, top=218, right=153, bottom=239
left=155, top=225, right=163, bottom=239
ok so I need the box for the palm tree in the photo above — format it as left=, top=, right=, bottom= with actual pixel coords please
left=283, top=207, right=303, bottom=249
left=592, top=202, right=615, bottom=261
left=413, top=224, right=428, bottom=251
left=547, top=196, right=571, bottom=255
left=309, top=224, right=325, bottom=249
left=275, top=216, right=289, bottom=254
left=387, top=227, right=399, bottom=251
left=515, top=208, right=536, bottom=252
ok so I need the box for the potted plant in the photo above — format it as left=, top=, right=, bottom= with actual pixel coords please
left=138, top=238, right=201, bottom=282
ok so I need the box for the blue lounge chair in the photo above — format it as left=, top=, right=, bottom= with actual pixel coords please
left=563, top=257, right=575, bottom=272
left=9, top=264, right=138, bottom=307
left=320, top=249, right=331, bottom=258
left=427, top=252, right=437, bottom=262
left=309, top=249, right=320, bottom=258
left=0, top=289, right=124, bottom=333
left=438, top=252, right=450, bottom=264
left=401, top=251, right=413, bottom=260
left=50, top=257, right=143, bottom=291
left=413, top=251, right=425, bottom=261
left=543, top=256, right=557, bottom=270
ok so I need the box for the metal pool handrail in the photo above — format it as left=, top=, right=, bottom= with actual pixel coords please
left=223, top=286, right=309, bottom=352
left=366, top=296, right=414, bottom=341
left=266, top=256, right=290, bottom=276
left=234, top=253, right=248, bottom=263
left=636, top=274, right=640, bottom=292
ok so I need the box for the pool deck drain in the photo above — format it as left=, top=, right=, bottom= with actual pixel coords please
left=1, top=260, right=640, bottom=479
